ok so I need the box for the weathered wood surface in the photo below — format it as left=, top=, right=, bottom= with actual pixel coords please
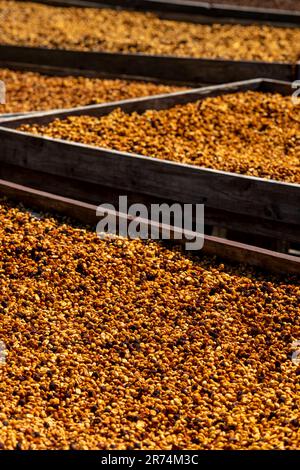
left=0, top=61, right=196, bottom=86
left=0, top=128, right=298, bottom=224
left=0, top=79, right=299, bottom=242
left=0, top=178, right=299, bottom=274
left=0, top=163, right=298, bottom=244
left=0, top=78, right=291, bottom=127
left=0, top=44, right=297, bottom=85
left=0, top=62, right=200, bottom=119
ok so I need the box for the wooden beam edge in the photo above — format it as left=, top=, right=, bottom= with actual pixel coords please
left=0, top=178, right=298, bottom=275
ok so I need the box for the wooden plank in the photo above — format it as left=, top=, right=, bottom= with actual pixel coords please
left=0, top=162, right=298, bottom=244
left=0, top=125, right=299, bottom=226
left=0, top=77, right=291, bottom=123
left=0, top=79, right=298, bottom=242
left=0, top=79, right=278, bottom=127
left=0, top=45, right=296, bottom=85
left=0, top=178, right=298, bottom=275
left=0, top=113, right=25, bottom=120
left=0, top=60, right=195, bottom=86
left=0, top=62, right=199, bottom=120
left=202, top=236, right=300, bottom=275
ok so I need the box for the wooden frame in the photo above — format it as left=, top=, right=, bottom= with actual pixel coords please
left=0, top=46, right=297, bottom=86
left=0, top=78, right=299, bottom=244
left=1, top=1, right=300, bottom=85
left=13, top=0, right=300, bottom=24
left=0, top=178, right=299, bottom=275
left=0, top=62, right=192, bottom=120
